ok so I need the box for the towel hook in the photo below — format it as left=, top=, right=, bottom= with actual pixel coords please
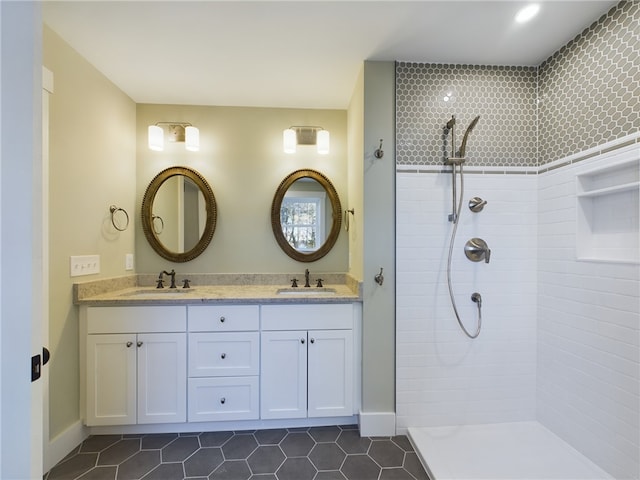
left=109, top=205, right=129, bottom=232
left=344, top=208, right=355, bottom=231
left=374, top=267, right=384, bottom=286
left=374, top=139, right=384, bottom=159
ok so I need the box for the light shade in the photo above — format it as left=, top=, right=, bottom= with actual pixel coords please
left=148, top=125, right=164, bottom=151
left=283, top=128, right=297, bottom=154
left=316, top=130, right=330, bottom=155
left=185, top=126, right=200, bottom=151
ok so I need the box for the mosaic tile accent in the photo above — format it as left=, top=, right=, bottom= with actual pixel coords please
left=396, top=1, right=639, bottom=169
left=538, top=0, right=640, bottom=165
left=396, top=63, right=538, bottom=167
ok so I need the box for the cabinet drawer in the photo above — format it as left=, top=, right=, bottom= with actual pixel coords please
left=261, top=304, right=353, bottom=331
left=188, top=332, right=259, bottom=377
left=188, top=377, right=259, bottom=422
left=87, top=306, right=186, bottom=333
left=188, top=305, right=259, bottom=332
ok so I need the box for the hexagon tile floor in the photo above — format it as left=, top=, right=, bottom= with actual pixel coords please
left=44, top=425, right=429, bottom=480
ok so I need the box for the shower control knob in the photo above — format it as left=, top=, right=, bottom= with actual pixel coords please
left=468, top=197, right=487, bottom=213
left=464, top=238, right=491, bottom=264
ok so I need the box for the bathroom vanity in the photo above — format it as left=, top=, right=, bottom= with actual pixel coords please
left=77, top=279, right=362, bottom=434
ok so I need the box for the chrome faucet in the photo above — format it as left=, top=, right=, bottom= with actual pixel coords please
left=304, top=269, right=311, bottom=288
left=158, top=269, right=177, bottom=288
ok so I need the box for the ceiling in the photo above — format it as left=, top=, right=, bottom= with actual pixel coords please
left=43, top=1, right=618, bottom=110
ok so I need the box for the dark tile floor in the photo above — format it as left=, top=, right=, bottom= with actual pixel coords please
left=44, top=425, right=429, bottom=480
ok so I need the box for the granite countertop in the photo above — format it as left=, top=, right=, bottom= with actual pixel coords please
left=74, top=274, right=362, bottom=306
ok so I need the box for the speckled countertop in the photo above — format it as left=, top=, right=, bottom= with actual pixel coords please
left=74, top=273, right=362, bottom=306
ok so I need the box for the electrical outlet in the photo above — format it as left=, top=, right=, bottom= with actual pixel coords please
left=70, top=255, right=100, bottom=277
left=125, top=253, right=134, bottom=271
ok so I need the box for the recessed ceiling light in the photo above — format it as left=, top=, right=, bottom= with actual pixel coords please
left=515, top=4, right=540, bottom=23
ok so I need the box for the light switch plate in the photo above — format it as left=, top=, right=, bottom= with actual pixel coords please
left=125, top=253, right=134, bottom=271
left=70, top=255, right=100, bottom=277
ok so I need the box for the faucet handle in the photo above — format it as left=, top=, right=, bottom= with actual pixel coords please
left=156, top=279, right=164, bottom=289
left=182, top=279, right=191, bottom=289
left=291, top=278, right=298, bottom=288
left=316, top=278, right=324, bottom=288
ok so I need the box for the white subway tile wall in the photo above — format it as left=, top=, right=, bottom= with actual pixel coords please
left=537, top=148, right=640, bottom=480
left=396, top=171, right=538, bottom=429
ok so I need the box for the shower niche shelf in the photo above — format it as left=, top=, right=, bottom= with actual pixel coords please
left=576, top=155, right=639, bottom=264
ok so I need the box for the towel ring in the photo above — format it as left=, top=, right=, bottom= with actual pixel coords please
left=344, top=208, right=355, bottom=231
left=152, top=214, right=164, bottom=234
left=109, top=205, right=129, bottom=232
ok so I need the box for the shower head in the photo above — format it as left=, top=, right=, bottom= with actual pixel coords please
left=445, top=115, right=456, bottom=130
left=458, top=115, right=480, bottom=158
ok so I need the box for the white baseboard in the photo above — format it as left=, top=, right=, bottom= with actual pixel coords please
left=45, top=420, right=89, bottom=473
left=359, top=411, right=396, bottom=437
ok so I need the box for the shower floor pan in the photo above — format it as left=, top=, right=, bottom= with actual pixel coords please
left=408, top=421, right=613, bottom=480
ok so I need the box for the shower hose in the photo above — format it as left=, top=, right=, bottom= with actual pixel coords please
left=447, top=164, right=482, bottom=339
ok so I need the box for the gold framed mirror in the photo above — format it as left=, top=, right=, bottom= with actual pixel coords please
left=141, top=166, right=217, bottom=262
left=271, top=169, right=342, bottom=262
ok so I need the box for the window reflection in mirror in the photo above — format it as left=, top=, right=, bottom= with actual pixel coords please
left=271, top=169, right=341, bottom=262
left=280, top=179, right=327, bottom=252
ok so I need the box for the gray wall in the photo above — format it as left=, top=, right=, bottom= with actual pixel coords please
left=362, top=61, right=396, bottom=419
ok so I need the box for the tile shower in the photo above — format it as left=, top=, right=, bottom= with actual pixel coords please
left=395, top=1, right=639, bottom=479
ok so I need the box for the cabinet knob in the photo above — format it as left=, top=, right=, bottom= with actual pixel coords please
left=221, top=353, right=226, bottom=359
left=301, top=338, right=305, bottom=344
left=310, top=338, right=315, bottom=344
left=220, top=397, right=226, bottom=404
left=219, top=316, right=225, bottom=323
left=137, top=341, right=143, bottom=347
left=126, top=341, right=133, bottom=348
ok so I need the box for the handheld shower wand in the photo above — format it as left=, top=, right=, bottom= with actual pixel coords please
left=459, top=115, right=480, bottom=158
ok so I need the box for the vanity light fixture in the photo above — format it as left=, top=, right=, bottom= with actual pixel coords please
left=283, top=126, right=330, bottom=155
left=148, top=122, right=200, bottom=152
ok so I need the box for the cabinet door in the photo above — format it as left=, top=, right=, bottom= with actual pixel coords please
left=308, top=330, right=353, bottom=418
left=86, top=333, right=137, bottom=426
left=260, top=330, right=307, bottom=419
left=137, top=333, right=187, bottom=424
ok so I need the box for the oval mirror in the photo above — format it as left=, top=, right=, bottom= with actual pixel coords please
left=141, top=166, right=217, bottom=262
left=271, top=169, right=341, bottom=262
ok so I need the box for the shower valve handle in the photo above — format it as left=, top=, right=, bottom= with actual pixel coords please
left=464, top=238, right=491, bottom=264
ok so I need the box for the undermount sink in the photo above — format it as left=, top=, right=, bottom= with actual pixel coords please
left=122, top=288, right=195, bottom=298
left=276, top=287, right=337, bottom=295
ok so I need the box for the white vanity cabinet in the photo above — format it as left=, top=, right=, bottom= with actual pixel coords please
left=260, top=304, right=355, bottom=420
left=83, top=306, right=187, bottom=426
left=187, top=305, right=260, bottom=422
left=80, top=298, right=361, bottom=432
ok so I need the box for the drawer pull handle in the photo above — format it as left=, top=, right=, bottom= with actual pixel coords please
left=126, top=341, right=133, bottom=348
left=220, top=316, right=225, bottom=323
left=221, top=353, right=226, bottom=359
left=301, top=339, right=305, bottom=344
left=220, top=397, right=226, bottom=404
left=137, top=341, right=143, bottom=347
left=310, top=338, right=315, bottom=344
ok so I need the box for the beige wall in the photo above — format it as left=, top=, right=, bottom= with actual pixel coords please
left=43, top=26, right=137, bottom=439
left=136, top=104, right=349, bottom=274
left=43, top=25, right=358, bottom=442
